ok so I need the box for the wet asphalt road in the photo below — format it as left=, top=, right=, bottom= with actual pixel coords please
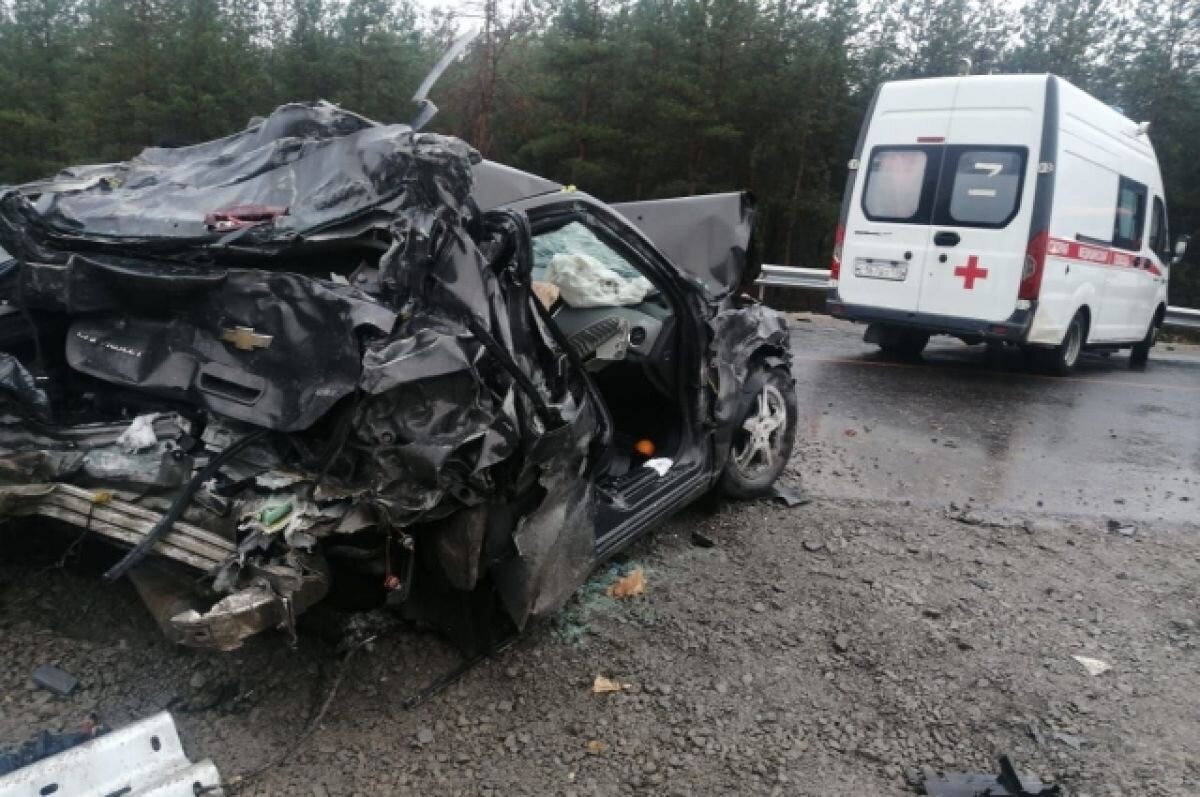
left=789, top=315, right=1200, bottom=524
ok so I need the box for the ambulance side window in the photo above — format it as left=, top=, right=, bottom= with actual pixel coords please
left=1113, top=177, right=1147, bottom=252
left=861, top=146, right=939, bottom=223
left=1148, top=196, right=1169, bottom=261
left=935, top=147, right=1027, bottom=228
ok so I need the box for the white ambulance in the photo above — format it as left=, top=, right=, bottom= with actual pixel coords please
left=827, top=74, right=1184, bottom=373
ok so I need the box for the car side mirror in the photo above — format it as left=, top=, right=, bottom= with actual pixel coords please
left=1173, top=235, right=1190, bottom=264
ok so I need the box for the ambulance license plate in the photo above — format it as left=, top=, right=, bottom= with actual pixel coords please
left=854, top=259, right=907, bottom=281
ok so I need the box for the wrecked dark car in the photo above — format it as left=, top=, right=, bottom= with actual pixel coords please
left=0, top=101, right=797, bottom=653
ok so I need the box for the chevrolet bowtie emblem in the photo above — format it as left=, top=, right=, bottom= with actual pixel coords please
left=220, top=326, right=274, bottom=351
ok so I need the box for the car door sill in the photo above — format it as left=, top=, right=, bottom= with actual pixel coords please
left=594, top=467, right=711, bottom=561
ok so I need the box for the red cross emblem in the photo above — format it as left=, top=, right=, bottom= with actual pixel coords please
left=953, top=255, right=988, bottom=289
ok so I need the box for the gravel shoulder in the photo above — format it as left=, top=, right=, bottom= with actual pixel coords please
left=2, top=454, right=1198, bottom=795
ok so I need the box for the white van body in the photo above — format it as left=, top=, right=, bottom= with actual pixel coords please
left=828, top=75, right=1171, bottom=363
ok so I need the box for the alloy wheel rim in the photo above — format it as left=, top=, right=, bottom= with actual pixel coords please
left=733, top=384, right=788, bottom=477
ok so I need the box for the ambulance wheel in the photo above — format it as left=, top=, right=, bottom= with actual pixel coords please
left=1042, top=311, right=1086, bottom=375
left=879, top=331, right=929, bottom=359
left=1129, top=319, right=1157, bottom=368
left=720, top=366, right=798, bottom=499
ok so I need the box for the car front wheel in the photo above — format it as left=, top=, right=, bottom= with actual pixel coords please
left=719, top=366, right=798, bottom=499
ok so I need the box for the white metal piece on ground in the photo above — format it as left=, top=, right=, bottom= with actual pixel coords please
left=0, top=712, right=223, bottom=797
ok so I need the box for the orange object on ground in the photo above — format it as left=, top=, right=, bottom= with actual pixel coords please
left=634, top=439, right=655, bottom=457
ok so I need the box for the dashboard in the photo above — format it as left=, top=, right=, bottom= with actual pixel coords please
left=550, top=295, right=672, bottom=361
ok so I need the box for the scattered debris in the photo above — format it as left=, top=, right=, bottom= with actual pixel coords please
left=1071, top=655, right=1111, bottom=676
left=1053, top=732, right=1086, bottom=750
left=606, top=567, right=646, bottom=599
left=832, top=633, right=850, bottom=653
left=32, top=664, right=79, bottom=696
left=592, top=675, right=631, bottom=694
left=844, top=429, right=858, bottom=437
left=1025, top=719, right=1045, bottom=746
left=802, top=539, right=825, bottom=553
left=585, top=739, right=609, bottom=754
left=690, top=530, right=716, bottom=548
left=642, top=457, right=674, bottom=477
left=768, top=483, right=811, bottom=507
left=1106, top=519, right=1137, bottom=537
left=923, top=755, right=1062, bottom=797
left=634, top=439, right=656, bottom=457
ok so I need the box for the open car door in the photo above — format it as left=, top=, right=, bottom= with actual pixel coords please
left=611, top=192, right=757, bottom=297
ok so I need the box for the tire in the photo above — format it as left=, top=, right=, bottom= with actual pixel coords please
left=719, top=366, right=798, bottom=499
left=1129, top=316, right=1157, bottom=368
left=879, top=331, right=930, bottom=359
left=1040, top=311, right=1086, bottom=375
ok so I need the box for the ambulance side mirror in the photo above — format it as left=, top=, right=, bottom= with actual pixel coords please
left=1173, top=235, right=1190, bottom=264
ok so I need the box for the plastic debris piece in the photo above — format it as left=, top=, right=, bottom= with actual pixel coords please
left=116, top=414, right=159, bottom=454
left=769, top=483, right=810, bottom=507
left=1054, top=732, right=1085, bottom=750
left=606, top=567, right=646, bottom=599
left=585, top=739, right=608, bottom=754
left=691, top=530, right=716, bottom=548
left=531, top=281, right=560, bottom=310
left=923, top=755, right=1061, bottom=797
left=642, top=457, right=673, bottom=477
left=259, top=502, right=294, bottom=527
left=90, top=491, right=113, bottom=504
left=591, top=675, right=631, bottom=694
left=1071, top=655, right=1111, bottom=676
left=32, top=664, right=79, bottom=696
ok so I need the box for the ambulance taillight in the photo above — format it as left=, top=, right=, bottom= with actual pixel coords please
left=1019, top=229, right=1048, bottom=300
left=830, top=224, right=845, bottom=286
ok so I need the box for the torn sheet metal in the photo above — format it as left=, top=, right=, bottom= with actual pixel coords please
left=0, top=712, right=223, bottom=797
left=707, top=301, right=792, bottom=465
left=0, top=353, right=50, bottom=422
left=612, top=192, right=757, bottom=295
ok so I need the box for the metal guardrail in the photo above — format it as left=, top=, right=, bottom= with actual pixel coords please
left=756, top=264, right=1200, bottom=332
left=756, top=264, right=831, bottom=290
left=0, top=711, right=224, bottom=797
left=1165, top=306, right=1200, bottom=330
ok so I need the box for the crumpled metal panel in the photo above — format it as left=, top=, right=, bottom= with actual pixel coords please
left=61, top=270, right=396, bottom=432
left=0, top=353, right=50, bottom=422
left=705, top=301, right=793, bottom=470
left=0, top=712, right=223, bottom=797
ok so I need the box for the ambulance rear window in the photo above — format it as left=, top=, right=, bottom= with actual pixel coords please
left=936, top=147, right=1027, bottom=228
left=862, top=147, right=937, bottom=223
